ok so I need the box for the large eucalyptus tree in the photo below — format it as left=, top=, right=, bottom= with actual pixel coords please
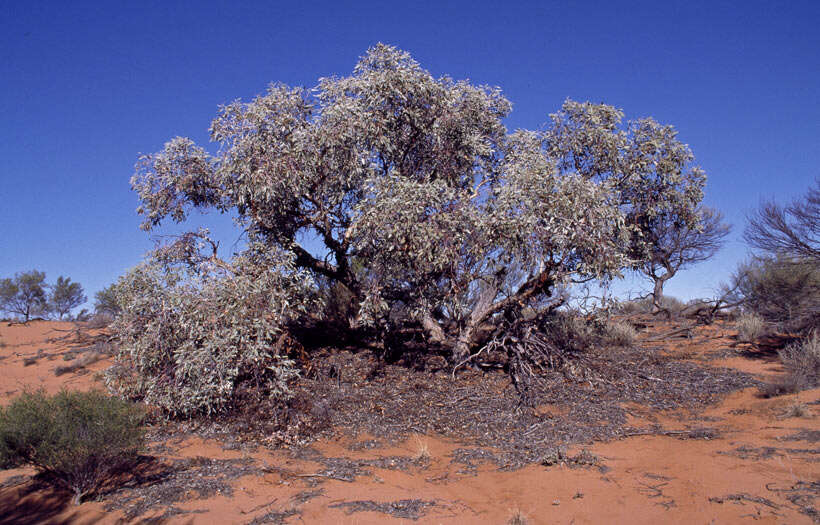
left=133, top=44, right=707, bottom=362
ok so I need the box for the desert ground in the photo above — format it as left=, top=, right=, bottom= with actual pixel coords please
left=0, top=319, right=817, bottom=524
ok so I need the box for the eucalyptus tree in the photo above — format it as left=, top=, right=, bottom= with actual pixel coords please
left=0, top=270, right=48, bottom=322
left=638, top=206, right=730, bottom=315
left=132, top=44, right=708, bottom=362
left=49, top=276, right=87, bottom=319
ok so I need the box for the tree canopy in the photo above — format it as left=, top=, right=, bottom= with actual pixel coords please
left=49, top=276, right=87, bottom=320
left=131, top=44, right=708, bottom=361
left=0, top=270, right=48, bottom=322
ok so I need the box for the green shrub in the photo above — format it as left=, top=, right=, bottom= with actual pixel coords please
left=731, top=256, right=819, bottom=334
left=736, top=313, right=765, bottom=343
left=778, top=331, right=820, bottom=390
left=0, top=390, right=144, bottom=504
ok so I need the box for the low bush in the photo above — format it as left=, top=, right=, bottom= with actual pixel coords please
left=107, top=248, right=319, bottom=418
left=736, top=313, right=765, bottom=343
left=0, top=390, right=145, bottom=504
left=604, top=320, right=638, bottom=347
left=85, top=312, right=115, bottom=329
left=778, top=331, right=820, bottom=390
left=542, top=311, right=604, bottom=354
left=731, top=256, right=819, bottom=334
left=616, top=295, right=687, bottom=317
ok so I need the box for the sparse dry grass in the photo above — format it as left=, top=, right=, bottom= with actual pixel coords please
left=778, top=331, right=820, bottom=390
left=605, top=320, right=638, bottom=347
left=412, top=437, right=431, bottom=464
left=736, top=313, right=765, bottom=343
left=54, top=351, right=104, bottom=376
left=780, top=402, right=813, bottom=419
left=507, top=509, right=529, bottom=524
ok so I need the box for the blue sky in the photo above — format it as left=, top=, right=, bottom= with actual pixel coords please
left=1, top=0, right=818, bottom=307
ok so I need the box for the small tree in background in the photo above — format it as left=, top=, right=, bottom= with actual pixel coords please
left=639, top=206, right=731, bottom=316
left=49, top=276, right=87, bottom=320
left=0, top=270, right=48, bottom=322
left=93, top=283, right=121, bottom=317
left=745, top=178, right=819, bottom=261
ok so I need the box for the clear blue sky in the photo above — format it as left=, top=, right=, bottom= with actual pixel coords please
left=1, top=0, right=818, bottom=307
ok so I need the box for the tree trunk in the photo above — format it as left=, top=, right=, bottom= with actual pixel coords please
left=651, top=278, right=665, bottom=312
left=652, top=274, right=673, bottom=319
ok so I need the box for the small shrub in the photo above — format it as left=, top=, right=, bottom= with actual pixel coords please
left=758, top=379, right=800, bottom=398
left=541, top=311, right=604, bottom=354
left=412, top=437, right=431, bottom=464
left=85, top=313, right=115, bottom=329
left=616, top=297, right=657, bottom=315
left=0, top=390, right=144, bottom=504
left=730, top=256, right=819, bottom=334
left=55, top=352, right=103, bottom=376
left=604, top=320, right=637, bottom=347
left=507, top=509, right=529, bottom=525
left=778, top=331, right=820, bottom=390
left=736, top=313, right=765, bottom=343
left=108, top=249, right=318, bottom=417
left=616, top=295, right=686, bottom=317
left=780, top=402, right=812, bottom=419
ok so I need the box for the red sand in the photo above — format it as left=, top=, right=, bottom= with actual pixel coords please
left=0, top=321, right=817, bottom=524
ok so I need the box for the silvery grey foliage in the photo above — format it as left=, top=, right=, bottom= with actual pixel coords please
left=132, top=44, right=707, bottom=362
left=107, top=236, right=318, bottom=417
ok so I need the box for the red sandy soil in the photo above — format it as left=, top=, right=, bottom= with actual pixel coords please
left=0, top=320, right=817, bottom=524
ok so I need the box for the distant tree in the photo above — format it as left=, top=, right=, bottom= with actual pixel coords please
left=0, top=270, right=48, bottom=322
left=93, top=284, right=121, bottom=317
left=49, top=276, right=87, bottom=320
left=639, top=206, right=731, bottom=315
left=745, top=178, right=819, bottom=261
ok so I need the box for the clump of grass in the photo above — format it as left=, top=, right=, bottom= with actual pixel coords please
left=736, top=313, right=765, bottom=343
left=780, top=402, right=812, bottom=419
left=54, top=351, right=104, bottom=376
left=758, top=380, right=800, bottom=398
left=539, top=447, right=599, bottom=467
left=604, top=320, right=637, bottom=347
left=778, top=331, right=820, bottom=390
left=0, top=389, right=145, bottom=504
left=507, top=509, right=529, bottom=525
left=412, top=437, right=431, bottom=464
left=85, top=313, right=115, bottom=329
